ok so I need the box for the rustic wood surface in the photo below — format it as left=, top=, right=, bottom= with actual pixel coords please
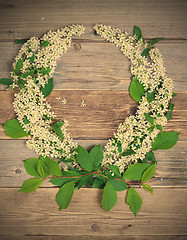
left=0, top=0, right=187, bottom=239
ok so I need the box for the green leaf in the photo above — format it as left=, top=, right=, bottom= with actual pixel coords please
left=108, top=178, right=127, bottom=191
left=144, top=113, right=154, bottom=125
left=170, top=102, right=174, bottom=111
left=172, top=92, right=177, bottom=98
left=3, top=119, right=29, bottom=139
left=149, top=126, right=154, bottom=133
left=56, top=121, right=64, bottom=128
left=166, top=111, right=172, bottom=120
left=121, top=149, right=136, bottom=157
left=24, top=116, right=30, bottom=125
left=152, top=131, right=179, bottom=150
left=110, top=164, right=121, bottom=178
left=37, top=160, right=50, bottom=178
left=75, top=175, right=94, bottom=189
left=52, top=124, right=63, bottom=141
left=76, top=145, right=93, bottom=172
left=126, top=188, right=142, bottom=216
left=40, top=67, right=51, bottom=75
left=146, top=152, right=157, bottom=164
left=41, top=156, right=62, bottom=176
left=133, top=26, right=142, bottom=40
left=41, top=40, right=50, bottom=47
left=150, top=38, right=164, bottom=46
left=50, top=178, right=74, bottom=186
left=141, top=48, right=150, bottom=57
left=102, top=181, right=118, bottom=212
left=15, top=59, right=23, bottom=74
left=130, top=77, right=145, bottom=102
left=123, top=163, right=150, bottom=180
left=41, top=78, right=53, bottom=97
left=19, top=178, right=43, bottom=193
left=147, top=91, right=155, bottom=103
left=37, top=161, right=45, bottom=177
left=24, top=158, right=41, bottom=177
left=156, top=124, right=162, bottom=132
left=29, top=53, right=35, bottom=63
left=90, top=145, right=103, bottom=168
left=0, top=78, right=13, bottom=85
left=92, top=178, right=105, bottom=189
left=141, top=164, right=156, bottom=183
left=62, top=171, right=81, bottom=177
left=56, top=181, right=74, bottom=210
left=142, top=183, right=153, bottom=195
left=15, top=39, right=28, bottom=44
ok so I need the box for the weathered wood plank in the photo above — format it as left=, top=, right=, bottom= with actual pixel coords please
left=0, top=90, right=186, bottom=139
left=0, top=42, right=187, bottom=91
left=0, top=188, right=186, bottom=236
left=0, top=0, right=186, bottom=40
left=0, top=140, right=186, bottom=187
left=1, top=236, right=187, bottom=240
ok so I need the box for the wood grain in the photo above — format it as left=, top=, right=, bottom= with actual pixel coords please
left=0, top=0, right=186, bottom=40
left=0, top=140, right=186, bottom=187
left=0, top=0, right=187, bottom=238
left=0, top=90, right=187, bottom=140
left=0, top=188, right=187, bottom=236
left=0, top=42, right=187, bottom=91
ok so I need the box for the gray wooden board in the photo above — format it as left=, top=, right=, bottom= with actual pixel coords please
left=0, top=188, right=187, bottom=236
left=0, top=0, right=187, bottom=40
left=0, top=140, right=186, bottom=187
left=0, top=42, right=187, bottom=91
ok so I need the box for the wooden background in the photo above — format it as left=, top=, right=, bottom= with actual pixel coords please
left=0, top=0, right=187, bottom=239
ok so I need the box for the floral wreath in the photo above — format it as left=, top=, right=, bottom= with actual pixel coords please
left=0, top=24, right=179, bottom=216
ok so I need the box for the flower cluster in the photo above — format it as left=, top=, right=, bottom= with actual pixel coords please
left=94, top=24, right=173, bottom=172
left=12, top=25, right=85, bottom=158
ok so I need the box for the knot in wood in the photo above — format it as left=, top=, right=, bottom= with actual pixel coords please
left=91, top=223, right=100, bottom=232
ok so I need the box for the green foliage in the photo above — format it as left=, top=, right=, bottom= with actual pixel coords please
left=110, top=164, right=121, bottom=177
left=56, top=121, right=64, bottom=128
left=170, top=102, right=174, bottom=111
left=152, top=131, right=179, bottom=150
left=75, top=175, right=94, bottom=189
left=108, top=178, right=127, bottom=191
left=3, top=119, right=29, bottom=139
left=0, top=78, right=13, bottom=85
left=150, top=38, right=164, bottom=46
left=156, top=124, right=162, bottom=132
left=126, top=188, right=142, bottom=216
left=141, top=164, right=156, bottom=183
left=24, top=158, right=41, bottom=177
left=41, top=78, right=53, bottom=97
left=40, top=67, right=51, bottom=75
left=15, top=39, right=28, bottom=44
left=146, top=152, right=157, bottom=164
left=40, top=156, right=62, bottom=176
left=90, top=145, right=103, bottom=168
left=15, top=59, right=23, bottom=75
left=76, top=145, right=93, bottom=172
left=41, top=40, right=50, bottom=47
left=123, top=163, right=150, bottom=180
left=52, top=124, right=63, bottom=141
left=24, top=116, right=30, bottom=125
left=172, top=92, right=176, bottom=98
left=121, top=149, right=136, bottom=156
left=144, top=113, right=154, bottom=125
left=133, top=26, right=142, bottom=40
left=141, top=48, right=150, bottom=57
left=19, top=178, right=43, bottom=193
left=56, top=181, right=75, bottom=210
left=142, top=184, right=153, bottom=195
left=166, top=111, right=172, bottom=120
left=102, top=181, right=118, bottom=212
left=29, top=53, right=35, bottom=63
left=147, top=91, right=155, bottom=103
left=92, top=178, right=105, bottom=189
left=50, top=178, right=75, bottom=186
left=130, top=77, right=145, bottom=102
